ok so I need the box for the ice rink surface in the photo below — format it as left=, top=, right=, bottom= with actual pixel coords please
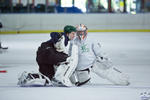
left=0, top=32, right=150, bottom=100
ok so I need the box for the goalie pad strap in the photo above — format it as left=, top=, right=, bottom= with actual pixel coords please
left=71, top=68, right=91, bottom=86
left=75, top=78, right=91, bottom=86
left=79, top=68, right=90, bottom=73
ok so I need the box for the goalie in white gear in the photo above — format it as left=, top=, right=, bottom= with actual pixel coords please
left=71, top=24, right=130, bottom=86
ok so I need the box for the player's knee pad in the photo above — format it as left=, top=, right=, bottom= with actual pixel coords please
left=74, top=69, right=91, bottom=86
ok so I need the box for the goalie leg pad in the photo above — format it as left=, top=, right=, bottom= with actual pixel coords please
left=53, top=63, right=73, bottom=87
left=53, top=44, right=78, bottom=87
left=92, top=60, right=130, bottom=86
left=76, top=69, right=91, bottom=83
left=70, top=69, right=91, bottom=86
left=17, top=71, right=52, bottom=87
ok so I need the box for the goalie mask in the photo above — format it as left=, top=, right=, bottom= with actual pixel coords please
left=76, top=24, right=88, bottom=41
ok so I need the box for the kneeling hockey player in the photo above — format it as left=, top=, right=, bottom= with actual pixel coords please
left=70, top=24, right=130, bottom=86
left=36, top=25, right=76, bottom=80
left=17, top=25, right=77, bottom=87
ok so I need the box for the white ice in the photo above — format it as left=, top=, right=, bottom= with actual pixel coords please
left=0, top=32, right=150, bottom=100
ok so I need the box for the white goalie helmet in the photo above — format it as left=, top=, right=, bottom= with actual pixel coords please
left=17, top=71, right=52, bottom=87
left=76, top=24, right=88, bottom=40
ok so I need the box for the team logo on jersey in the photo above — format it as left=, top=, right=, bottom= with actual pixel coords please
left=80, top=44, right=89, bottom=53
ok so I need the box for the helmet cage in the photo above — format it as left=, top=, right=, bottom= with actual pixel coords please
left=77, top=30, right=87, bottom=40
left=76, top=24, right=87, bottom=40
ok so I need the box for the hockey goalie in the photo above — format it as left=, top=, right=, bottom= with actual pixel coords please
left=70, top=24, right=130, bottom=86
